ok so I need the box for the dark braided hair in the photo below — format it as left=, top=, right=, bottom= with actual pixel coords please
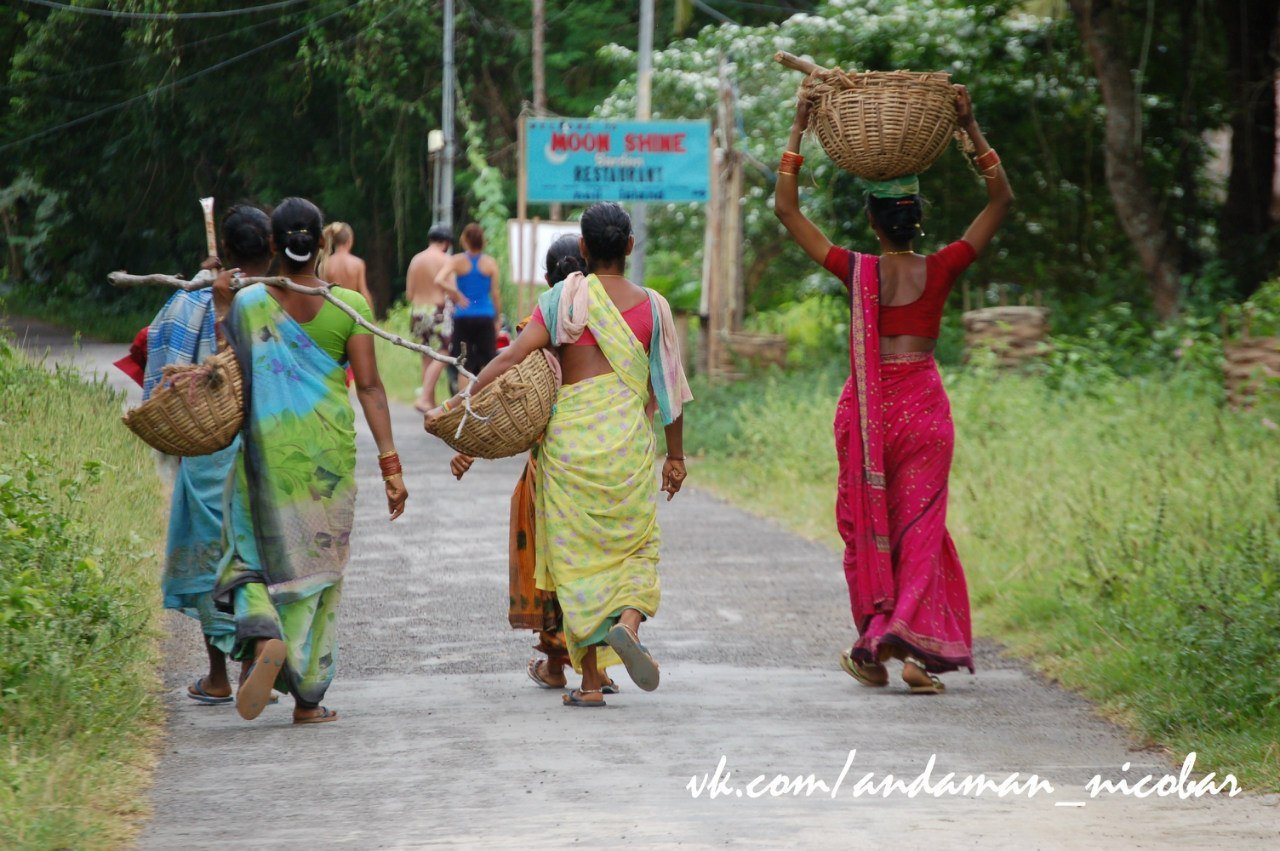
left=544, top=234, right=586, bottom=286
left=271, top=196, right=325, bottom=271
left=579, top=202, right=632, bottom=269
left=866, top=194, right=924, bottom=246
left=220, top=204, right=271, bottom=266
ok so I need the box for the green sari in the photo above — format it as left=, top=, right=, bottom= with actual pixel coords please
left=214, top=284, right=357, bottom=706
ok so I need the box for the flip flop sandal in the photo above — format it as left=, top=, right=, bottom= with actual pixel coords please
left=903, top=657, right=946, bottom=695
left=527, top=658, right=568, bottom=690
left=562, top=689, right=606, bottom=708
left=293, top=706, right=339, bottom=725
left=605, top=623, right=660, bottom=692
left=600, top=679, right=620, bottom=695
left=839, top=651, right=888, bottom=688
left=186, top=677, right=233, bottom=705
left=236, top=638, right=286, bottom=721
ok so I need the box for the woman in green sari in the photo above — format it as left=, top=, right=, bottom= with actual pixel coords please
left=215, top=197, right=408, bottom=725
left=426, top=203, right=692, bottom=707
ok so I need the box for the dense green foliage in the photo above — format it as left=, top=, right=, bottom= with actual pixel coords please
left=598, top=0, right=1253, bottom=327
left=3, top=0, right=1269, bottom=340
left=0, top=0, right=701, bottom=328
left=0, top=340, right=166, bottom=848
left=685, top=361, right=1280, bottom=789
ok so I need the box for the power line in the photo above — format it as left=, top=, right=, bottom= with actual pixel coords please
left=0, top=0, right=372, bottom=154
left=0, top=0, right=341, bottom=93
left=691, top=0, right=736, bottom=26
left=17, top=0, right=312, bottom=21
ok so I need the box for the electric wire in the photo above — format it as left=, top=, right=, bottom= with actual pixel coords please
left=0, top=0, right=373, bottom=154
left=17, top=0, right=312, bottom=21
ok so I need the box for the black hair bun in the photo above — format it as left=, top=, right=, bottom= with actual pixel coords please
left=284, top=230, right=315, bottom=262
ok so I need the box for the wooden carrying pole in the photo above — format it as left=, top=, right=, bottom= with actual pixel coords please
left=108, top=272, right=476, bottom=381
left=517, top=113, right=529, bottom=320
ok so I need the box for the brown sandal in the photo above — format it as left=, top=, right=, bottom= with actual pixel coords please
left=839, top=650, right=888, bottom=687
left=236, top=638, right=286, bottom=720
left=902, top=657, right=945, bottom=695
left=527, top=658, right=568, bottom=689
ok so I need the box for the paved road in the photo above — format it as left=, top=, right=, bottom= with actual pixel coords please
left=7, top=315, right=1276, bottom=848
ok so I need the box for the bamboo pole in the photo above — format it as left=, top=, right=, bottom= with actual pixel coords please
left=108, top=271, right=476, bottom=380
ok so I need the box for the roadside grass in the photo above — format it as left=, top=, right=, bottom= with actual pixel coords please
left=0, top=337, right=166, bottom=848
left=374, top=304, right=445, bottom=406
left=684, top=363, right=1280, bottom=791
left=1, top=289, right=163, bottom=344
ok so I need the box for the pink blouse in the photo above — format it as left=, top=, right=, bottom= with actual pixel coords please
left=531, top=300, right=653, bottom=353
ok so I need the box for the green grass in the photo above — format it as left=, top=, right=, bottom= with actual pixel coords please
left=2, top=288, right=164, bottom=345
left=0, top=336, right=167, bottom=848
left=685, top=364, right=1280, bottom=791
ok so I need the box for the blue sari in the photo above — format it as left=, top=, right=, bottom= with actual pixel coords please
left=147, top=289, right=238, bottom=651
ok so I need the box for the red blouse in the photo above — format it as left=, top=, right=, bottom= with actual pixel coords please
left=530, top=300, right=654, bottom=353
left=823, top=241, right=977, bottom=339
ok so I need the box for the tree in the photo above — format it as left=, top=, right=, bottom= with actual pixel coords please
left=1068, top=0, right=1187, bottom=319
left=1217, top=0, right=1280, bottom=299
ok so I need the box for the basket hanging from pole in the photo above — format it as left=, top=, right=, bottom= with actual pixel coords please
left=122, top=347, right=244, bottom=456
left=426, top=350, right=561, bottom=459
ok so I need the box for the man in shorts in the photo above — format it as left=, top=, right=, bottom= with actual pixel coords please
left=405, top=224, right=461, bottom=412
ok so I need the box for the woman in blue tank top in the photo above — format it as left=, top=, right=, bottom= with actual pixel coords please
left=436, top=222, right=502, bottom=382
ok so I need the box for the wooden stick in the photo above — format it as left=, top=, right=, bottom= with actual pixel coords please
left=774, top=51, right=825, bottom=76
left=108, top=271, right=475, bottom=380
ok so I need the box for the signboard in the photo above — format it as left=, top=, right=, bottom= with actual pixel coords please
left=525, top=118, right=711, bottom=204
left=506, top=219, right=580, bottom=285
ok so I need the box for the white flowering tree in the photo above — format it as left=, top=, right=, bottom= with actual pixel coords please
left=596, top=0, right=1135, bottom=320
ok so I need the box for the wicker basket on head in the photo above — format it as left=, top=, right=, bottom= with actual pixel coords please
left=776, top=52, right=958, bottom=181
left=122, top=346, right=244, bottom=456
left=426, top=350, right=560, bottom=459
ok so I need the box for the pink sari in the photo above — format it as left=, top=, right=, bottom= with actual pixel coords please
left=834, top=252, right=973, bottom=673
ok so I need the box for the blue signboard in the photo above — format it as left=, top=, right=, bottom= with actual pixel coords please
left=525, top=118, right=711, bottom=204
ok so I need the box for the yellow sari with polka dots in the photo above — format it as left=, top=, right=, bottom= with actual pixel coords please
left=534, top=275, right=661, bottom=672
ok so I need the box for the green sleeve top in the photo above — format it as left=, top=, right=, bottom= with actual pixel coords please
left=299, top=287, right=374, bottom=364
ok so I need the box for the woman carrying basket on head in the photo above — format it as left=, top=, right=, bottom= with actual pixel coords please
left=425, top=203, right=692, bottom=707
left=213, top=197, right=408, bottom=725
left=773, top=86, right=1012, bottom=694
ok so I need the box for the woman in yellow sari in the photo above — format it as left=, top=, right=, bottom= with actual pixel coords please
left=426, top=203, right=691, bottom=707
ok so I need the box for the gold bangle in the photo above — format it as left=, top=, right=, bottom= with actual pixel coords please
left=378, top=450, right=398, bottom=460
left=382, top=472, right=403, bottom=482
left=778, top=169, right=798, bottom=177
left=784, top=149, right=801, bottom=157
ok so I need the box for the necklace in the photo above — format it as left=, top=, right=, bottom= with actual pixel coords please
left=882, top=249, right=915, bottom=256
left=595, top=273, right=628, bottom=278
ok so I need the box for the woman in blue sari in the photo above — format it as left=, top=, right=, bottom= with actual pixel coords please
left=147, top=205, right=272, bottom=705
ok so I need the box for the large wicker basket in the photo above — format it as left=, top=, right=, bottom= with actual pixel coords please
left=777, top=52, right=958, bottom=181
left=122, top=347, right=244, bottom=456
left=427, top=350, right=560, bottom=459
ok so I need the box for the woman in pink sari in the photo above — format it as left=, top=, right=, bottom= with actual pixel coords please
left=774, top=87, right=1012, bottom=694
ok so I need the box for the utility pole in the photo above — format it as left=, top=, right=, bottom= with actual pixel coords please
left=534, top=0, right=561, bottom=221
left=633, top=0, right=654, bottom=283
left=440, top=0, right=456, bottom=231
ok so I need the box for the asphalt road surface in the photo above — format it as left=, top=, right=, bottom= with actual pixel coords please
left=6, top=316, right=1276, bottom=849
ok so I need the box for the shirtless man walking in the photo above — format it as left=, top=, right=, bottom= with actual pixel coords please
left=321, top=222, right=374, bottom=308
left=406, top=224, right=464, bottom=412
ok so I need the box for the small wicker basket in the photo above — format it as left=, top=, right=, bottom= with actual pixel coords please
left=122, top=347, right=244, bottom=456
left=777, top=52, right=958, bottom=181
left=427, top=350, right=561, bottom=459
